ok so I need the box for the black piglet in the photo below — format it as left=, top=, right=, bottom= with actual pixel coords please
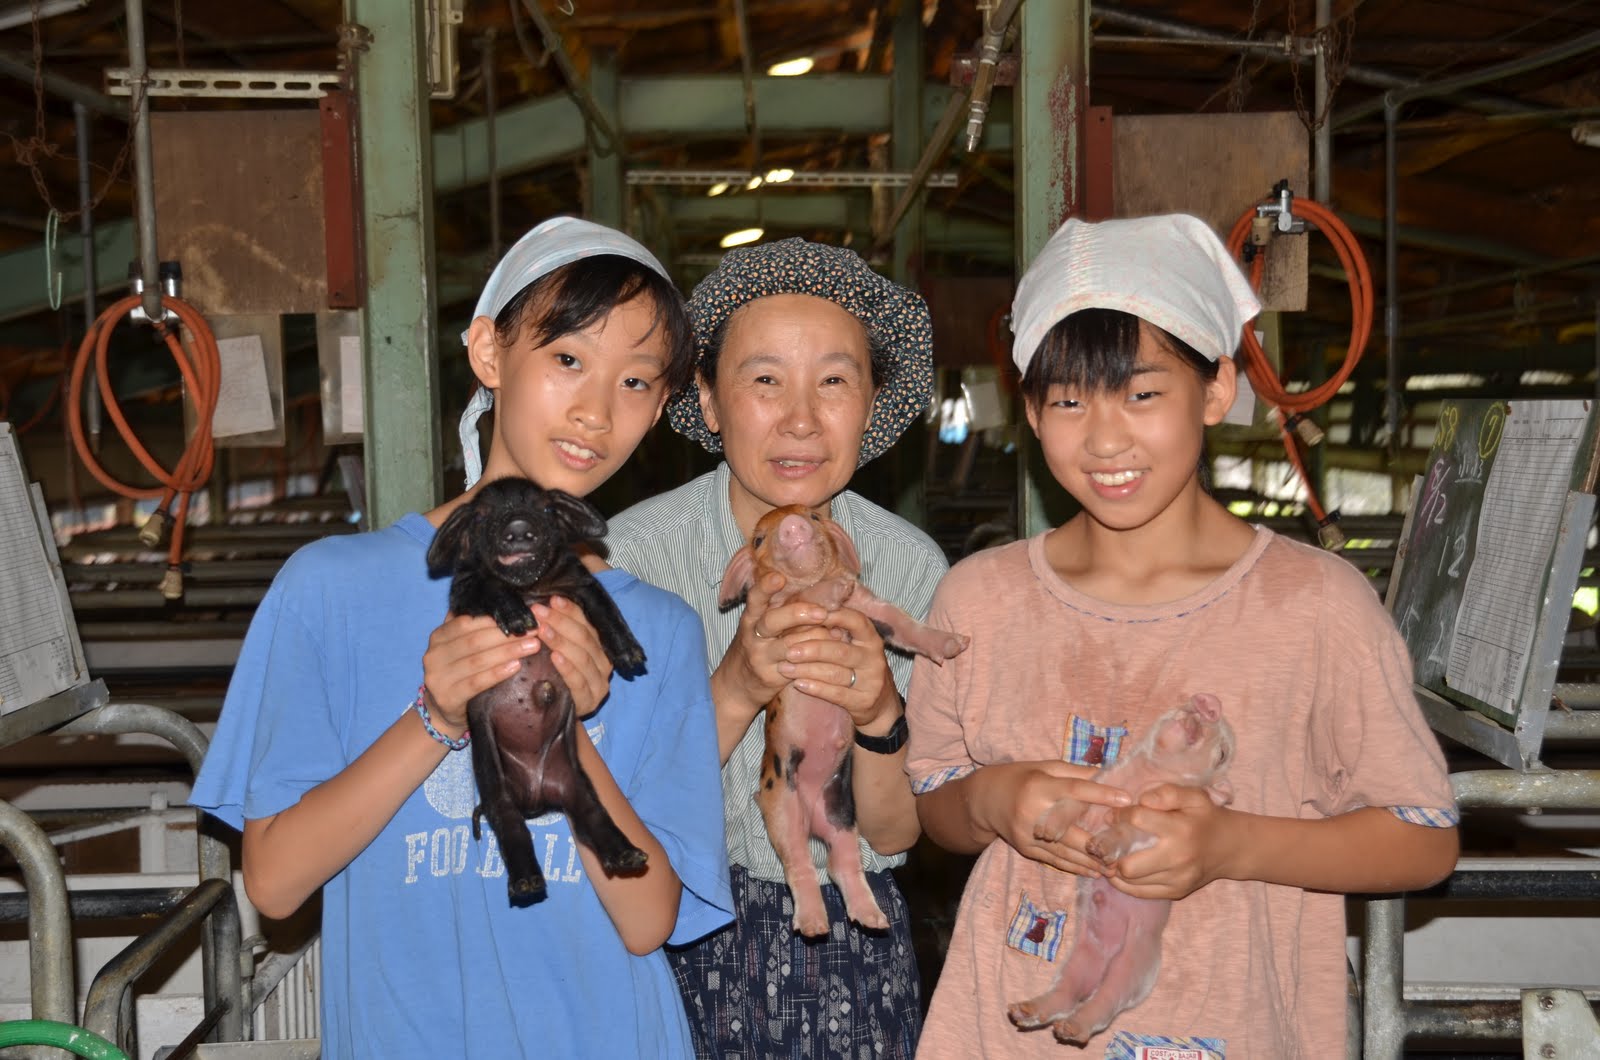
left=426, top=477, right=648, bottom=906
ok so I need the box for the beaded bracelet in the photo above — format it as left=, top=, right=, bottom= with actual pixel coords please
left=412, top=685, right=470, bottom=751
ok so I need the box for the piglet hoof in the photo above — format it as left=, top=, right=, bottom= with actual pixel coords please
left=1006, top=1001, right=1051, bottom=1030
left=1085, top=835, right=1109, bottom=863
left=939, top=633, right=971, bottom=660
left=507, top=876, right=547, bottom=906
left=603, top=847, right=649, bottom=874
left=1052, top=1019, right=1091, bottom=1045
left=612, top=645, right=647, bottom=677
left=850, top=906, right=889, bottom=933
left=792, top=910, right=832, bottom=938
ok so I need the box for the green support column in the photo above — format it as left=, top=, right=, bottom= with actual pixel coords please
left=347, top=0, right=442, bottom=526
left=891, top=0, right=927, bottom=529
left=890, top=2, right=923, bottom=286
left=1015, top=0, right=1089, bottom=538
left=589, top=48, right=624, bottom=229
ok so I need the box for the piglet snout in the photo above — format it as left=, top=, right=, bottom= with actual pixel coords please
left=776, top=513, right=818, bottom=553
left=502, top=518, right=535, bottom=546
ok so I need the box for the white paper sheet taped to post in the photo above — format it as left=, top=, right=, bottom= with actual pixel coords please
left=1445, top=399, right=1588, bottom=713
left=0, top=426, right=79, bottom=713
left=212, top=334, right=277, bottom=438
left=340, top=334, right=364, bottom=435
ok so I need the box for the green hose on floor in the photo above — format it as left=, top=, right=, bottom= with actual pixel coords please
left=0, top=1019, right=130, bottom=1060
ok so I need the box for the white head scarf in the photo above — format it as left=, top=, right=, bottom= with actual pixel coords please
left=1010, top=214, right=1260, bottom=374
left=458, top=217, right=671, bottom=489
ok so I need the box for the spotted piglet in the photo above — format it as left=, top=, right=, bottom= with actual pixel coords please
left=1008, top=693, right=1235, bottom=1044
left=720, top=505, right=969, bottom=936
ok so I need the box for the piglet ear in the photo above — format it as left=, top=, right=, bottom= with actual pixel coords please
left=426, top=504, right=475, bottom=577
left=544, top=489, right=608, bottom=543
left=823, top=518, right=862, bottom=576
left=718, top=547, right=756, bottom=610
left=1206, top=779, right=1234, bottom=808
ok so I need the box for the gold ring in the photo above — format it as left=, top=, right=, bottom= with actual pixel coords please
left=752, top=626, right=767, bottom=639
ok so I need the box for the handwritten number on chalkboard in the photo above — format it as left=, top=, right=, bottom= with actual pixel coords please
left=1438, top=530, right=1466, bottom=579
left=1420, top=461, right=1451, bottom=528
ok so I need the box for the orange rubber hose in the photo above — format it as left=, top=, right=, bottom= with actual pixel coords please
left=1225, top=198, right=1375, bottom=525
left=68, top=294, right=221, bottom=577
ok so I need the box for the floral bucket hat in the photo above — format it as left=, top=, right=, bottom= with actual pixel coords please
left=665, top=237, right=935, bottom=466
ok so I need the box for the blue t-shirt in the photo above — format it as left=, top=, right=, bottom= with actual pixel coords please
left=190, top=513, right=733, bottom=1059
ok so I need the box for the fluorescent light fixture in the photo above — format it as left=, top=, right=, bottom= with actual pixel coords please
left=0, top=0, right=87, bottom=31
left=764, top=168, right=794, bottom=184
left=744, top=175, right=763, bottom=190
left=707, top=182, right=730, bottom=197
left=767, top=56, right=814, bottom=77
left=720, top=227, right=764, bottom=248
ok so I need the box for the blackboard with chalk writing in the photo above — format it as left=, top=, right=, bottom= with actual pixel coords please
left=1389, top=399, right=1599, bottom=766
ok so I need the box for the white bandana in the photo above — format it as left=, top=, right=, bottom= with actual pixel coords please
left=458, top=217, right=671, bottom=489
left=1010, top=214, right=1260, bottom=374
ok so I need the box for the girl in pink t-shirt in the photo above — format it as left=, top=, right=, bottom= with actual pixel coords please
left=906, top=215, right=1459, bottom=1059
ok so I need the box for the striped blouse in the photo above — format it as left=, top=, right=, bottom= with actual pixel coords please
left=603, top=461, right=949, bottom=883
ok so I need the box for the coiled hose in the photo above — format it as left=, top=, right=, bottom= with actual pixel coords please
left=1225, top=196, right=1374, bottom=533
left=68, top=294, right=220, bottom=597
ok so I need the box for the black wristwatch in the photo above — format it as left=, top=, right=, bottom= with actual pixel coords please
left=854, top=712, right=909, bottom=754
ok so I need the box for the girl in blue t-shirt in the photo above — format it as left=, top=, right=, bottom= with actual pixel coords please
left=192, top=218, right=734, bottom=1058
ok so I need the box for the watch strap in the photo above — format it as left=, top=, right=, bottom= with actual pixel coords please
left=854, top=711, right=909, bottom=754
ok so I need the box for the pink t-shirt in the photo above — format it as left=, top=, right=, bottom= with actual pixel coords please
left=906, top=528, right=1456, bottom=1060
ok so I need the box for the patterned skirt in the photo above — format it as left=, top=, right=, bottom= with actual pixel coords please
left=667, top=866, right=922, bottom=1060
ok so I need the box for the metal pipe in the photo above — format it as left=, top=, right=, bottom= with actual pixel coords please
left=965, top=0, right=1025, bottom=152
left=1405, top=1001, right=1521, bottom=1040
left=0, top=50, right=127, bottom=118
left=0, top=887, right=192, bottom=923
left=56, top=703, right=242, bottom=1043
left=515, top=0, right=619, bottom=154
left=1452, top=769, right=1600, bottom=809
left=1383, top=98, right=1400, bottom=444
left=124, top=0, right=160, bottom=320
left=1312, top=0, right=1330, bottom=204
left=732, top=0, right=760, bottom=176
left=1394, top=253, right=1600, bottom=306
left=1092, top=4, right=1542, bottom=124
left=1091, top=33, right=1291, bottom=54
left=481, top=30, right=500, bottom=262
left=82, top=878, right=235, bottom=1051
left=0, top=801, right=74, bottom=1059
left=877, top=89, right=967, bottom=253
left=74, top=101, right=101, bottom=450
left=1362, top=896, right=1406, bottom=1060
left=1341, top=27, right=1600, bottom=127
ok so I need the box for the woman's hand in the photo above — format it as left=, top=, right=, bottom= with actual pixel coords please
left=421, top=613, right=543, bottom=737
left=530, top=597, right=614, bottom=717
left=777, top=605, right=896, bottom=730
left=714, top=572, right=831, bottom=713
left=1104, top=784, right=1239, bottom=900
left=972, top=761, right=1133, bottom=876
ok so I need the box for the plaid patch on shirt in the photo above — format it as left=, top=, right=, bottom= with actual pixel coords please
left=1388, top=804, right=1460, bottom=828
left=1063, top=714, right=1129, bottom=767
left=1005, top=892, right=1069, bottom=962
left=1105, top=1031, right=1226, bottom=1060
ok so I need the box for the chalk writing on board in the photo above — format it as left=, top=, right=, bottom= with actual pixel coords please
left=1445, top=401, right=1588, bottom=713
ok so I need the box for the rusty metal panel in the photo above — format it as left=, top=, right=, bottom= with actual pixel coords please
left=320, top=89, right=361, bottom=309
left=1085, top=105, right=1114, bottom=222
left=152, top=109, right=327, bottom=315
left=1112, top=111, right=1309, bottom=311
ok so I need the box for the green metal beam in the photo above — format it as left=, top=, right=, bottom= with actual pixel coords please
left=588, top=49, right=624, bottom=229
left=1017, top=0, right=1091, bottom=537
left=347, top=0, right=442, bottom=525
left=890, top=4, right=924, bottom=286
left=3, top=75, right=1012, bottom=323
